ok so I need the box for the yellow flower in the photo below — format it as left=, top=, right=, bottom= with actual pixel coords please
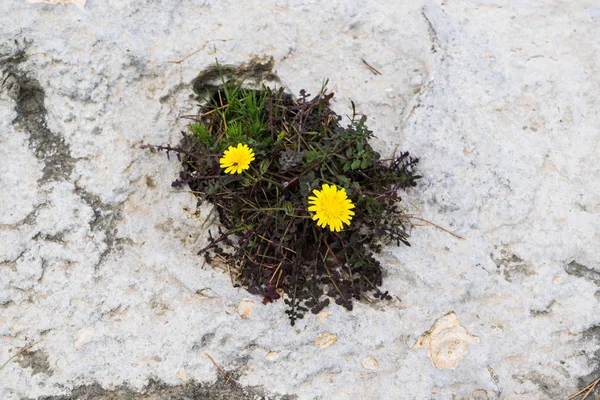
left=219, top=143, right=255, bottom=174
left=308, top=184, right=355, bottom=232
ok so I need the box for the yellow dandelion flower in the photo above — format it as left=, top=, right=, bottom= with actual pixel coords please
left=308, top=184, right=355, bottom=232
left=219, top=143, right=255, bottom=174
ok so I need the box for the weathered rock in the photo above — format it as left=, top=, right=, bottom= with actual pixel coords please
left=1, top=0, right=599, bottom=399
left=25, top=0, right=85, bottom=9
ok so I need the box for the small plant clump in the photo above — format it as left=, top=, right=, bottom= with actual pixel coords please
left=145, top=73, right=420, bottom=325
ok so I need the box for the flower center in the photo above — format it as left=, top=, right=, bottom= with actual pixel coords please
left=321, top=195, right=342, bottom=218
left=231, top=153, right=244, bottom=165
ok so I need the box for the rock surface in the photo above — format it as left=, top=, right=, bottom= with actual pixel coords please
left=1, top=0, right=599, bottom=399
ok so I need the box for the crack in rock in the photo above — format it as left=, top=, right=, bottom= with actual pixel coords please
left=564, top=260, right=600, bottom=287
left=490, top=249, right=534, bottom=283
left=421, top=8, right=441, bottom=54
left=191, top=56, right=280, bottom=100
left=1, top=49, right=75, bottom=182
left=530, top=300, right=556, bottom=317
left=15, top=349, right=53, bottom=377
left=1, top=43, right=124, bottom=272
left=576, top=325, right=600, bottom=398
left=37, top=375, right=297, bottom=400
left=518, top=371, right=562, bottom=399
left=73, top=185, right=122, bottom=271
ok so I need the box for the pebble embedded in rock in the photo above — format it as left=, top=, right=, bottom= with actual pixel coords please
left=73, top=327, right=95, bottom=350
left=316, top=309, right=332, bottom=322
left=264, top=351, right=280, bottom=361
left=361, top=356, right=379, bottom=370
left=413, top=312, right=479, bottom=369
left=55, top=358, right=66, bottom=370
left=237, top=299, right=255, bottom=319
left=315, top=332, right=337, bottom=349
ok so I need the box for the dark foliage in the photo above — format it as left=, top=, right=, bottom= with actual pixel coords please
left=144, top=77, right=420, bottom=325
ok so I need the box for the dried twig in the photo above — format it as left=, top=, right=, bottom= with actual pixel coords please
left=205, top=352, right=232, bottom=384
left=139, top=143, right=195, bottom=158
left=168, top=39, right=231, bottom=65
left=180, top=115, right=204, bottom=122
left=361, top=58, right=382, bottom=75
left=0, top=341, right=40, bottom=372
left=181, top=107, right=222, bottom=121
left=568, top=377, right=600, bottom=400
left=405, top=215, right=465, bottom=240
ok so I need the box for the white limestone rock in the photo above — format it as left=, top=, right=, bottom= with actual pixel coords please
left=0, top=0, right=599, bottom=399
left=26, top=0, right=85, bottom=8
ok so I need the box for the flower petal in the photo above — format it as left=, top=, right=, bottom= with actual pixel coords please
left=307, top=183, right=355, bottom=232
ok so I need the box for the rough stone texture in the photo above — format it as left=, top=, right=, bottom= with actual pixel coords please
left=1, top=1, right=599, bottom=399
left=38, top=376, right=298, bottom=400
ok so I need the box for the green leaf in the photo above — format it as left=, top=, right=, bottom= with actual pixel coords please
left=306, top=150, right=321, bottom=163
left=336, top=175, right=350, bottom=187
left=300, top=184, right=309, bottom=197
left=226, top=121, right=244, bottom=139
left=284, top=202, right=294, bottom=216
left=343, top=161, right=351, bottom=172
left=259, top=159, right=270, bottom=174
left=241, top=178, right=252, bottom=187
left=351, top=159, right=361, bottom=170
left=189, top=122, right=213, bottom=146
left=228, top=224, right=253, bottom=233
